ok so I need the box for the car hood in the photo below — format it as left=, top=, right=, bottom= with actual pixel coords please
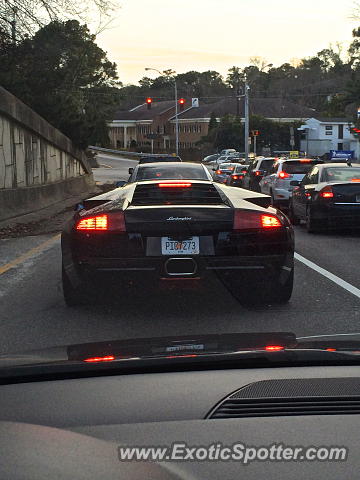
left=1, top=332, right=360, bottom=368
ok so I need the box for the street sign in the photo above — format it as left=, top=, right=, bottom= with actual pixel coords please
left=357, top=107, right=360, bottom=119
left=192, top=98, right=199, bottom=108
left=289, top=150, right=299, bottom=159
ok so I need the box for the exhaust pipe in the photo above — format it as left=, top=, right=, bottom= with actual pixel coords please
left=165, top=258, right=197, bottom=276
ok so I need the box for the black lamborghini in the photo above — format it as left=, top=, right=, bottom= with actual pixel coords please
left=61, top=162, right=294, bottom=306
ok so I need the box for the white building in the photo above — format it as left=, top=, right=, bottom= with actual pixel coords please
left=300, top=117, right=360, bottom=160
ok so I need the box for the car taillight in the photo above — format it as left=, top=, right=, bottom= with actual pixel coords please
left=261, top=215, right=282, bottom=228
left=232, top=175, right=239, bottom=180
left=84, top=355, right=115, bottom=362
left=76, top=214, right=108, bottom=231
left=233, top=210, right=283, bottom=230
left=215, top=170, right=221, bottom=175
left=158, top=182, right=192, bottom=188
left=319, top=186, right=334, bottom=199
left=76, top=212, right=126, bottom=232
left=278, top=171, right=290, bottom=179
left=254, top=170, right=262, bottom=176
left=265, top=345, right=284, bottom=351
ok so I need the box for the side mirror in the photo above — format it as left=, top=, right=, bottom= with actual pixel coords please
left=128, top=167, right=134, bottom=174
left=115, top=180, right=127, bottom=188
left=290, top=180, right=300, bottom=186
left=212, top=168, right=217, bottom=171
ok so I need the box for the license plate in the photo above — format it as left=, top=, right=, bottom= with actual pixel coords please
left=356, top=195, right=360, bottom=203
left=161, top=237, right=199, bottom=255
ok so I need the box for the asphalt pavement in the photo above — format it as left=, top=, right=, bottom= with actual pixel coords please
left=0, top=154, right=359, bottom=355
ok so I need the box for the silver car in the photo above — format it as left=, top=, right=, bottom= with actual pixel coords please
left=259, top=158, right=322, bottom=208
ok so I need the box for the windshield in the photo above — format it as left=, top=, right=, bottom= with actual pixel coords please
left=322, top=167, right=360, bottom=182
left=1, top=0, right=360, bottom=378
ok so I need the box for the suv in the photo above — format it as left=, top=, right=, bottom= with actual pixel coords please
left=242, top=157, right=276, bottom=192
left=259, top=158, right=322, bottom=208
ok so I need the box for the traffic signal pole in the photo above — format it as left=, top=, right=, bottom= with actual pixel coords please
left=244, top=78, right=250, bottom=164
left=174, top=79, right=179, bottom=156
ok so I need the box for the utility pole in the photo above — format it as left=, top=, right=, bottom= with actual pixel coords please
left=253, top=134, right=257, bottom=158
left=244, top=77, right=250, bottom=163
left=174, top=79, right=179, bottom=156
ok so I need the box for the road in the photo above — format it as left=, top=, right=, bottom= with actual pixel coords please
left=0, top=154, right=359, bottom=355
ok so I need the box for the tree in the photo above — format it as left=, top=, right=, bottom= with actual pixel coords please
left=208, top=111, right=218, bottom=131
left=0, top=20, right=120, bottom=147
left=0, top=0, right=116, bottom=40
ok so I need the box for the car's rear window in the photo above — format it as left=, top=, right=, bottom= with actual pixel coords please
left=136, top=164, right=208, bottom=181
left=322, top=167, right=360, bottom=182
left=259, top=159, right=274, bottom=170
left=235, top=165, right=248, bottom=173
left=282, top=161, right=318, bottom=174
left=140, top=156, right=181, bottom=163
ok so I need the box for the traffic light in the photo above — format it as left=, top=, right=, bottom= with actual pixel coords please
left=146, top=97, right=152, bottom=109
left=251, top=130, right=260, bottom=136
left=179, top=98, right=186, bottom=111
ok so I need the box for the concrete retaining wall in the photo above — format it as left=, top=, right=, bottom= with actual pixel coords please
left=0, top=87, right=94, bottom=221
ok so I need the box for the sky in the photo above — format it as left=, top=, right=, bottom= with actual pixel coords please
left=93, top=0, right=359, bottom=85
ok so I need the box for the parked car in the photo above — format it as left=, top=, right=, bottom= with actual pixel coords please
left=226, top=165, right=249, bottom=187
left=289, top=162, right=360, bottom=232
left=242, top=157, right=276, bottom=192
left=212, top=163, right=238, bottom=183
left=259, top=158, right=322, bottom=209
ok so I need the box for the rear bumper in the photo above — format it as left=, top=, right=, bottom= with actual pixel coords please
left=72, top=253, right=294, bottom=287
left=312, top=204, right=360, bottom=228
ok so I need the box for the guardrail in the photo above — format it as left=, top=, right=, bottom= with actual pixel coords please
left=88, top=146, right=147, bottom=158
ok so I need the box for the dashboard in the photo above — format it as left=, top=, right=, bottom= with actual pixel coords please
left=0, top=365, right=359, bottom=479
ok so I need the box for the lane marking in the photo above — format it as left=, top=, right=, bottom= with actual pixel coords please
left=0, top=234, right=60, bottom=276
left=99, top=163, right=113, bottom=169
left=295, top=252, right=360, bottom=299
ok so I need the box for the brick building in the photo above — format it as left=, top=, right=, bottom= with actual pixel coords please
left=109, top=98, right=316, bottom=151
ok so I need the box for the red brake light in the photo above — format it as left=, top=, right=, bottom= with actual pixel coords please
left=319, top=186, right=334, bottom=199
left=351, top=178, right=360, bottom=182
left=278, top=171, right=290, bottom=179
left=158, top=182, right=192, bottom=188
left=325, top=348, right=337, bottom=352
left=215, top=170, right=221, bottom=174
left=265, top=346, right=284, bottom=351
left=233, top=211, right=283, bottom=230
left=255, top=170, right=262, bottom=176
left=76, top=212, right=126, bottom=232
left=232, top=175, right=239, bottom=180
left=261, top=215, right=282, bottom=228
left=300, top=159, right=312, bottom=163
left=84, top=355, right=115, bottom=362
left=76, top=214, right=108, bottom=231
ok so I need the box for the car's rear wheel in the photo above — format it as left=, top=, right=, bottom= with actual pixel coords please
left=62, top=266, right=88, bottom=307
left=288, top=201, right=300, bottom=225
left=305, top=207, right=320, bottom=233
left=222, top=268, right=294, bottom=306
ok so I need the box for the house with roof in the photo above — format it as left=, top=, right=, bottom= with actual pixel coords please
left=299, top=117, right=359, bottom=160
left=109, top=97, right=317, bottom=151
